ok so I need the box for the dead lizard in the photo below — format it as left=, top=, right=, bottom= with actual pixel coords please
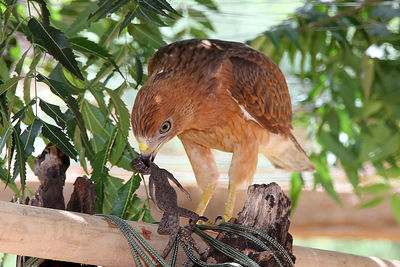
left=131, top=157, right=207, bottom=257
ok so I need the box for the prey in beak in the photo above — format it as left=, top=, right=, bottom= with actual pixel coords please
left=139, top=141, right=157, bottom=166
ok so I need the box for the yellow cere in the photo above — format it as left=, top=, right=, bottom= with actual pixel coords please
left=139, top=142, right=150, bottom=153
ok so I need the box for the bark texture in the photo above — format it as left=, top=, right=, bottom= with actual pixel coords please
left=200, top=183, right=295, bottom=266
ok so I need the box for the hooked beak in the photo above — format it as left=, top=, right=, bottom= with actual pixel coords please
left=139, top=141, right=158, bottom=165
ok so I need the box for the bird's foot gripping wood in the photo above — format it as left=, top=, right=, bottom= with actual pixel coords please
left=131, top=157, right=207, bottom=258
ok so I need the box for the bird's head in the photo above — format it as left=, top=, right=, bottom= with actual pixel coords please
left=131, top=77, right=194, bottom=164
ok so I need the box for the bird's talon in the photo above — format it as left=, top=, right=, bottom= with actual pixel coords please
left=214, top=215, right=225, bottom=224
left=199, top=216, right=208, bottom=222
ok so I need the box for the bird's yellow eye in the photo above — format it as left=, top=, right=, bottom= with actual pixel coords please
left=160, top=121, right=171, bottom=134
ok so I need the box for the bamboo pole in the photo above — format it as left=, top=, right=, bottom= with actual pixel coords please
left=0, top=201, right=399, bottom=266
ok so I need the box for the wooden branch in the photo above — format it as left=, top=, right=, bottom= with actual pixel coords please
left=1, top=201, right=399, bottom=266
left=3, top=179, right=399, bottom=241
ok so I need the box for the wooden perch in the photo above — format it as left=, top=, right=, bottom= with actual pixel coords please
left=1, top=201, right=399, bottom=266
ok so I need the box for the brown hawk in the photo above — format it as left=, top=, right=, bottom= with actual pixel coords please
left=131, top=39, right=314, bottom=219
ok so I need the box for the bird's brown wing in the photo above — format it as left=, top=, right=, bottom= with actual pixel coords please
left=225, top=48, right=293, bottom=135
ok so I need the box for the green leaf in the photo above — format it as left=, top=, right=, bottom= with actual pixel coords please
left=12, top=131, right=26, bottom=192
left=281, top=23, right=301, bottom=50
left=128, top=23, right=165, bottom=49
left=290, top=172, right=303, bottom=210
left=139, top=0, right=172, bottom=19
left=342, top=164, right=359, bottom=188
left=109, top=130, right=127, bottom=165
left=318, top=131, right=357, bottom=166
left=0, top=126, right=13, bottom=155
left=89, top=0, right=129, bottom=22
left=141, top=206, right=155, bottom=223
left=91, top=127, right=118, bottom=212
left=12, top=99, right=36, bottom=123
left=194, top=0, right=218, bottom=11
left=49, top=64, right=84, bottom=94
left=378, top=167, right=400, bottom=178
left=20, top=118, right=42, bottom=158
left=15, top=49, right=29, bottom=75
left=152, top=0, right=178, bottom=14
left=129, top=47, right=143, bottom=88
left=264, top=30, right=280, bottom=51
left=120, top=10, right=137, bottom=33
left=106, top=88, right=130, bottom=135
left=37, top=74, right=94, bottom=160
left=27, top=18, right=84, bottom=80
left=390, top=193, right=400, bottom=225
left=359, top=196, right=386, bottom=209
left=115, top=145, right=139, bottom=171
left=71, top=122, right=88, bottom=173
left=30, top=0, right=51, bottom=24
left=0, top=166, right=19, bottom=197
left=65, top=2, right=98, bottom=36
left=0, top=76, right=23, bottom=96
left=103, top=175, right=124, bottom=214
left=81, top=101, right=107, bottom=136
left=39, top=99, right=67, bottom=129
left=23, top=76, right=32, bottom=106
left=355, top=183, right=392, bottom=195
left=70, top=37, right=112, bottom=58
left=361, top=54, right=374, bottom=99
left=112, top=174, right=141, bottom=219
left=69, top=37, right=123, bottom=78
left=328, top=110, right=340, bottom=134
left=41, top=120, right=78, bottom=160
left=312, top=154, right=341, bottom=204
left=128, top=196, right=145, bottom=221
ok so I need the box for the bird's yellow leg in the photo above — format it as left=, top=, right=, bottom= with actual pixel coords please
left=195, top=181, right=218, bottom=216
left=180, top=138, right=220, bottom=217
left=224, top=142, right=259, bottom=221
left=223, top=181, right=238, bottom=221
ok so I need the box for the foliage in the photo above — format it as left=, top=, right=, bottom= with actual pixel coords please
left=249, top=0, right=400, bottom=221
left=0, top=0, right=214, bottom=220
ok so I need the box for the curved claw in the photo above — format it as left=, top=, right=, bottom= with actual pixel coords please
left=199, top=216, right=208, bottom=222
left=214, top=215, right=225, bottom=224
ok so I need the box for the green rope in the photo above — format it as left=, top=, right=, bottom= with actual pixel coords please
left=98, top=214, right=293, bottom=267
left=97, top=214, right=168, bottom=267
left=220, top=222, right=294, bottom=267
left=22, top=214, right=292, bottom=267
left=193, top=227, right=260, bottom=267
left=99, top=214, right=155, bottom=266
left=177, top=235, right=242, bottom=267
left=196, top=224, right=285, bottom=267
left=170, top=235, right=180, bottom=266
left=23, top=257, right=44, bottom=267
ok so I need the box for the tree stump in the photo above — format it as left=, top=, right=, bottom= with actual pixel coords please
left=19, top=144, right=97, bottom=267
left=200, top=183, right=295, bottom=266
left=30, top=143, right=70, bottom=209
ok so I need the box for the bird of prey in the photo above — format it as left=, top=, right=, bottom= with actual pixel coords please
left=131, top=38, right=314, bottom=220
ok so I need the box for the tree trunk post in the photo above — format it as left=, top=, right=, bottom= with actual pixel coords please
left=201, top=182, right=295, bottom=266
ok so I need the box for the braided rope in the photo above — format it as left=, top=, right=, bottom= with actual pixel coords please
left=221, top=222, right=294, bottom=266
left=196, top=224, right=287, bottom=267
left=193, top=227, right=260, bottom=267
